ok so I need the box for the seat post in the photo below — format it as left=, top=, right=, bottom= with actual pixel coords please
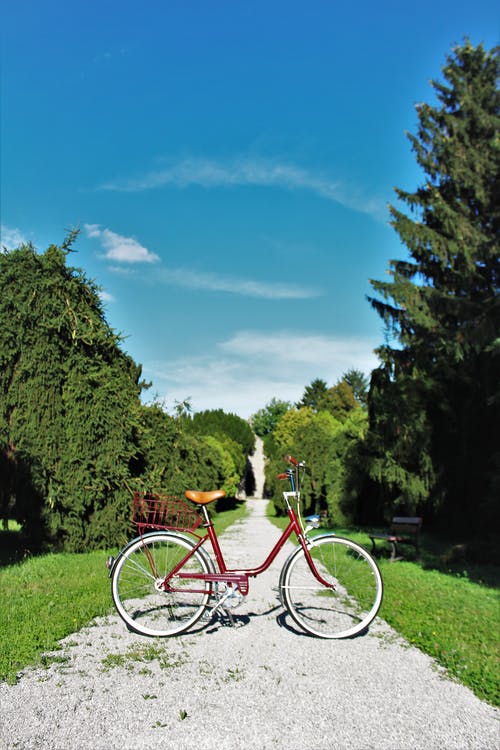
left=201, top=505, right=212, bottom=526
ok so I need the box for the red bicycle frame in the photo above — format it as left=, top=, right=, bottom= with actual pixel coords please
left=161, top=502, right=334, bottom=596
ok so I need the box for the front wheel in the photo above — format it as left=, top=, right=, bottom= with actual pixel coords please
left=280, top=534, right=383, bottom=638
left=111, top=531, right=213, bottom=637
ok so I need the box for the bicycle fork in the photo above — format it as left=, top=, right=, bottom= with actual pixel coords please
left=299, top=535, right=336, bottom=591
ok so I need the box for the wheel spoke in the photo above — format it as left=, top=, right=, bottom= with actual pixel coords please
left=111, top=532, right=212, bottom=637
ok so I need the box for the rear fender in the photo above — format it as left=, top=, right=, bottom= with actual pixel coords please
left=106, top=530, right=215, bottom=578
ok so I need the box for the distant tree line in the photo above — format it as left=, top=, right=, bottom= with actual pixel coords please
left=253, top=374, right=368, bottom=526
left=0, top=240, right=253, bottom=551
left=257, top=40, right=499, bottom=542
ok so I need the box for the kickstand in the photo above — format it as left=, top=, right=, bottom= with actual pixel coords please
left=220, top=608, right=235, bottom=627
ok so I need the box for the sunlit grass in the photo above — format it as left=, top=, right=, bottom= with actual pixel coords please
left=0, top=550, right=112, bottom=683
left=376, top=559, right=499, bottom=706
left=0, top=500, right=248, bottom=684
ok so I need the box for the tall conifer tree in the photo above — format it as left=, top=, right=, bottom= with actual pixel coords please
left=0, top=235, right=145, bottom=549
left=367, top=40, right=499, bottom=530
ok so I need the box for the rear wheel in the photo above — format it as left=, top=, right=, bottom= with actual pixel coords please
left=280, top=534, right=383, bottom=638
left=111, top=531, right=213, bottom=636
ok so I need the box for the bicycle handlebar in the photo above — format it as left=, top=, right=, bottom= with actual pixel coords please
left=276, top=456, right=308, bottom=482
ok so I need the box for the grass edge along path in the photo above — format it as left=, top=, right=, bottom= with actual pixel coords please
left=266, top=505, right=500, bottom=707
left=0, top=500, right=248, bottom=685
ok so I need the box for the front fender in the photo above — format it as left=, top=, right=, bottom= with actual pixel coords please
left=278, top=533, right=338, bottom=604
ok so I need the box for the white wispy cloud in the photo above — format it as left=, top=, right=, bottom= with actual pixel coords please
left=98, top=289, right=115, bottom=304
left=84, top=224, right=160, bottom=263
left=100, top=157, right=340, bottom=196
left=144, top=330, right=379, bottom=418
left=158, top=267, right=320, bottom=300
left=85, top=223, right=320, bottom=299
left=220, top=331, right=378, bottom=371
left=219, top=330, right=376, bottom=374
left=1, top=225, right=28, bottom=250
left=98, top=156, right=385, bottom=219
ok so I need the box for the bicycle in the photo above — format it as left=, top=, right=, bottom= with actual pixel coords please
left=107, top=455, right=383, bottom=639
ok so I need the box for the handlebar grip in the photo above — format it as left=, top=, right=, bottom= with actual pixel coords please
left=276, top=473, right=289, bottom=480
left=285, top=454, right=299, bottom=466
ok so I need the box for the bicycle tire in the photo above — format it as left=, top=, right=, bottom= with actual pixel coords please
left=280, top=534, right=383, bottom=639
left=111, top=531, right=213, bottom=637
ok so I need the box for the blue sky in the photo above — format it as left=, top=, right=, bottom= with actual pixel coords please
left=1, top=1, right=498, bottom=418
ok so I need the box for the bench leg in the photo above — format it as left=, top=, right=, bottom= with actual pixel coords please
left=370, top=536, right=405, bottom=561
left=389, top=541, right=402, bottom=562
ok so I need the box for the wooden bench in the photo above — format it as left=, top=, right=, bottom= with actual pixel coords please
left=369, top=517, right=423, bottom=561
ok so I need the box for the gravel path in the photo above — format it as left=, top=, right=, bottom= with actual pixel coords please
left=1, top=497, right=498, bottom=750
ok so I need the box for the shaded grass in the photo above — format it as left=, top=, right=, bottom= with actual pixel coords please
left=0, top=500, right=248, bottom=684
left=266, top=505, right=500, bottom=707
left=0, top=521, right=28, bottom=566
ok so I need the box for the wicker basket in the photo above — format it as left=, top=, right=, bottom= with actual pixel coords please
left=132, top=492, right=203, bottom=532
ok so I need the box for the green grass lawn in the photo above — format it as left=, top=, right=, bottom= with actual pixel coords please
left=0, top=500, right=248, bottom=685
left=376, top=558, right=499, bottom=706
left=267, top=507, right=500, bottom=707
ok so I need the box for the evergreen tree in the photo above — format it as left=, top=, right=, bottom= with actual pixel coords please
left=296, top=378, right=328, bottom=410
left=0, top=236, right=145, bottom=550
left=367, top=40, right=500, bottom=531
left=184, top=408, right=255, bottom=457
left=342, top=369, right=369, bottom=407
left=318, top=381, right=358, bottom=422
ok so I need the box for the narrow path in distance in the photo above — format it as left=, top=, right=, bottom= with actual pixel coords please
left=248, top=434, right=266, bottom=498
